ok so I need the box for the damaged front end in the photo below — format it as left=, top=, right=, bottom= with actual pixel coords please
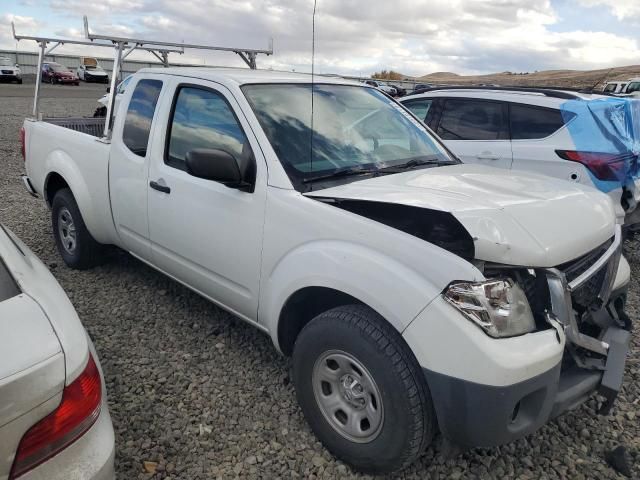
left=484, top=225, right=631, bottom=416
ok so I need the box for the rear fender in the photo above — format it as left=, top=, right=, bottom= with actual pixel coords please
left=43, top=152, right=116, bottom=245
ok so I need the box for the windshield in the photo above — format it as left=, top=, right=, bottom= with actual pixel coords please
left=48, top=64, right=70, bottom=73
left=242, top=83, right=456, bottom=191
left=0, top=58, right=11, bottom=66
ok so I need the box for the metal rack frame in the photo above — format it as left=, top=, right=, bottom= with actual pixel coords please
left=13, top=16, right=274, bottom=139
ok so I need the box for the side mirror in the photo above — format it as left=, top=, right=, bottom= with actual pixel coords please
left=185, top=148, right=249, bottom=190
left=15, top=63, right=19, bottom=68
left=106, top=86, right=110, bottom=93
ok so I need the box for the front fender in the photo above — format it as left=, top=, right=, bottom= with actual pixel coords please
left=259, top=239, right=443, bottom=352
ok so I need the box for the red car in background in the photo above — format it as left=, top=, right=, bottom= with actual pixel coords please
left=42, top=62, right=79, bottom=85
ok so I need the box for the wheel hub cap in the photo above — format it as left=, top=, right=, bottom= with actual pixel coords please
left=57, top=207, right=77, bottom=254
left=312, top=350, right=384, bottom=443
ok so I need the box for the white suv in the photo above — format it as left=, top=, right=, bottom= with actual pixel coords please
left=400, top=87, right=640, bottom=229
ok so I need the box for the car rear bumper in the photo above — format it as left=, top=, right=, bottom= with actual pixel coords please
left=84, top=75, right=109, bottom=83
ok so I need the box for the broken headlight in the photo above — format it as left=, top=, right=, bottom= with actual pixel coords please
left=443, top=279, right=535, bottom=338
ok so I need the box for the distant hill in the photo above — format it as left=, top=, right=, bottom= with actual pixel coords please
left=408, top=65, right=640, bottom=89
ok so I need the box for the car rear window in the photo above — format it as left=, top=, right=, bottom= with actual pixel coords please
left=437, top=99, right=507, bottom=140
left=509, top=104, right=566, bottom=140
left=122, top=79, right=163, bottom=157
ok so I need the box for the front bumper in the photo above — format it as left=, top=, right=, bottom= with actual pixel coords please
left=423, top=316, right=631, bottom=448
left=0, top=73, right=21, bottom=81
left=406, top=225, right=633, bottom=449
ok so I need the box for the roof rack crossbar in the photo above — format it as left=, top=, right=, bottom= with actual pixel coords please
left=12, top=20, right=185, bottom=120
left=412, top=85, right=582, bottom=100
left=83, top=15, right=273, bottom=69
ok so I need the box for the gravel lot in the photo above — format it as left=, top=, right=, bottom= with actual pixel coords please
left=0, top=83, right=638, bottom=479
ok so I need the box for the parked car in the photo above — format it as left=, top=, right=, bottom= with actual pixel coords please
left=602, top=80, right=628, bottom=94
left=22, top=69, right=633, bottom=473
left=0, top=56, right=22, bottom=84
left=413, top=83, right=435, bottom=93
left=94, top=74, right=133, bottom=117
left=363, top=79, right=396, bottom=95
left=77, top=57, right=109, bottom=84
left=389, top=84, right=407, bottom=97
left=0, top=222, right=115, bottom=479
left=401, top=87, right=640, bottom=229
left=620, top=78, right=640, bottom=96
left=41, top=62, right=79, bottom=85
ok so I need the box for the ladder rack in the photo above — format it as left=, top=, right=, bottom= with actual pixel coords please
left=13, top=16, right=274, bottom=139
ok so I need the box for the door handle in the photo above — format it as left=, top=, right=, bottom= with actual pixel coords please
left=476, top=152, right=500, bottom=161
left=149, top=180, right=171, bottom=194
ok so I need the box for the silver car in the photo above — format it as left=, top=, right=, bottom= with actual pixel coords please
left=0, top=224, right=115, bottom=480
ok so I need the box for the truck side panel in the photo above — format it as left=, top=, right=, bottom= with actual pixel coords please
left=24, top=120, right=120, bottom=246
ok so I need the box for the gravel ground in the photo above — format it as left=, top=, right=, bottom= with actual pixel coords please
left=0, top=84, right=638, bottom=479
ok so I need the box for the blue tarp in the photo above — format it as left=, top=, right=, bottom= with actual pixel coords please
left=560, top=97, right=640, bottom=193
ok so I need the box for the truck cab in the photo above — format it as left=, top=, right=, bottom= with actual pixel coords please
left=21, top=68, right=634, bottom=474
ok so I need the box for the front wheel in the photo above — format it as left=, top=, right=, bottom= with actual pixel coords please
left=292, top=305, right=435, bottom=474
left=51, top=188, right=105, bottom=270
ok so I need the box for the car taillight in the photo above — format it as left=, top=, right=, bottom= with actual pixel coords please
left=556, top=150, right=631, bottom=181
left=19, top=127, right=25, bottom=161
left=9, top=354, right=102, bottom=479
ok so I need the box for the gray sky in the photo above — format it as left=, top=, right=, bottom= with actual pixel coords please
left=3, top=0, right=640, bottom=76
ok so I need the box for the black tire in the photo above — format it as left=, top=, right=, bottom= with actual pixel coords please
left=16, top=79, right=22, bottom=84
left=292, top=305, right=435, bottom=474
left=51, top=188, right=104, bottom=270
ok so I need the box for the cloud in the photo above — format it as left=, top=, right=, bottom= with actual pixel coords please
left=577, top=0, right=640, bottom=20
left=2, top=0, right=640, bottom=76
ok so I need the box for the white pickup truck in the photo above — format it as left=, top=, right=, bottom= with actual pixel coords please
left=22, top=68, right=633, bottom=473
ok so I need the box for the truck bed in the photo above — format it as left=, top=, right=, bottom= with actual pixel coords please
left=43, top=117, right=105, bottom=138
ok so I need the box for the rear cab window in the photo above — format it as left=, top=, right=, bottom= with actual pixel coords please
left=509, top=103, right=567, bottom=140
left=122, top=79, right=163, bottom=157
left=436, top=99, right=508, bottom=140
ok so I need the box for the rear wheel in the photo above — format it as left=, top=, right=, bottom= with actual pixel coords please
left=51, top=188, right=105, bottom=269
left=292, top=305, right=435, bottom=474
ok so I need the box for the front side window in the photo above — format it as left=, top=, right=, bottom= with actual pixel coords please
left=437, top=99, right=507, bottom=140
left=242, top=83, right=456, bottom=191
left=166, top=86, right=250, bottom=171
left=604, top=83, right=617, bottom=93
left=403, top=99, right=433, bottom=121
left=122, top=79, right=163, bottom=157
left=510, top=104, right=566, bottom=140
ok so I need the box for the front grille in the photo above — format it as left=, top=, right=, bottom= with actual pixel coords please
left=559, top=239, right=612, bottom=309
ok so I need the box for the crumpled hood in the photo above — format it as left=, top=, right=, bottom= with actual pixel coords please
left=305, top=164, right=616, bottom=266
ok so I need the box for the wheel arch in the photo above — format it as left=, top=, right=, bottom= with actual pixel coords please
left=277, top=286, right=366, bottom=356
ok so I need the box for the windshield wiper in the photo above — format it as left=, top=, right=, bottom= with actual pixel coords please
left=302, top=166, right=382, bottom=184
left=380, top=156, right=457, bottom=172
